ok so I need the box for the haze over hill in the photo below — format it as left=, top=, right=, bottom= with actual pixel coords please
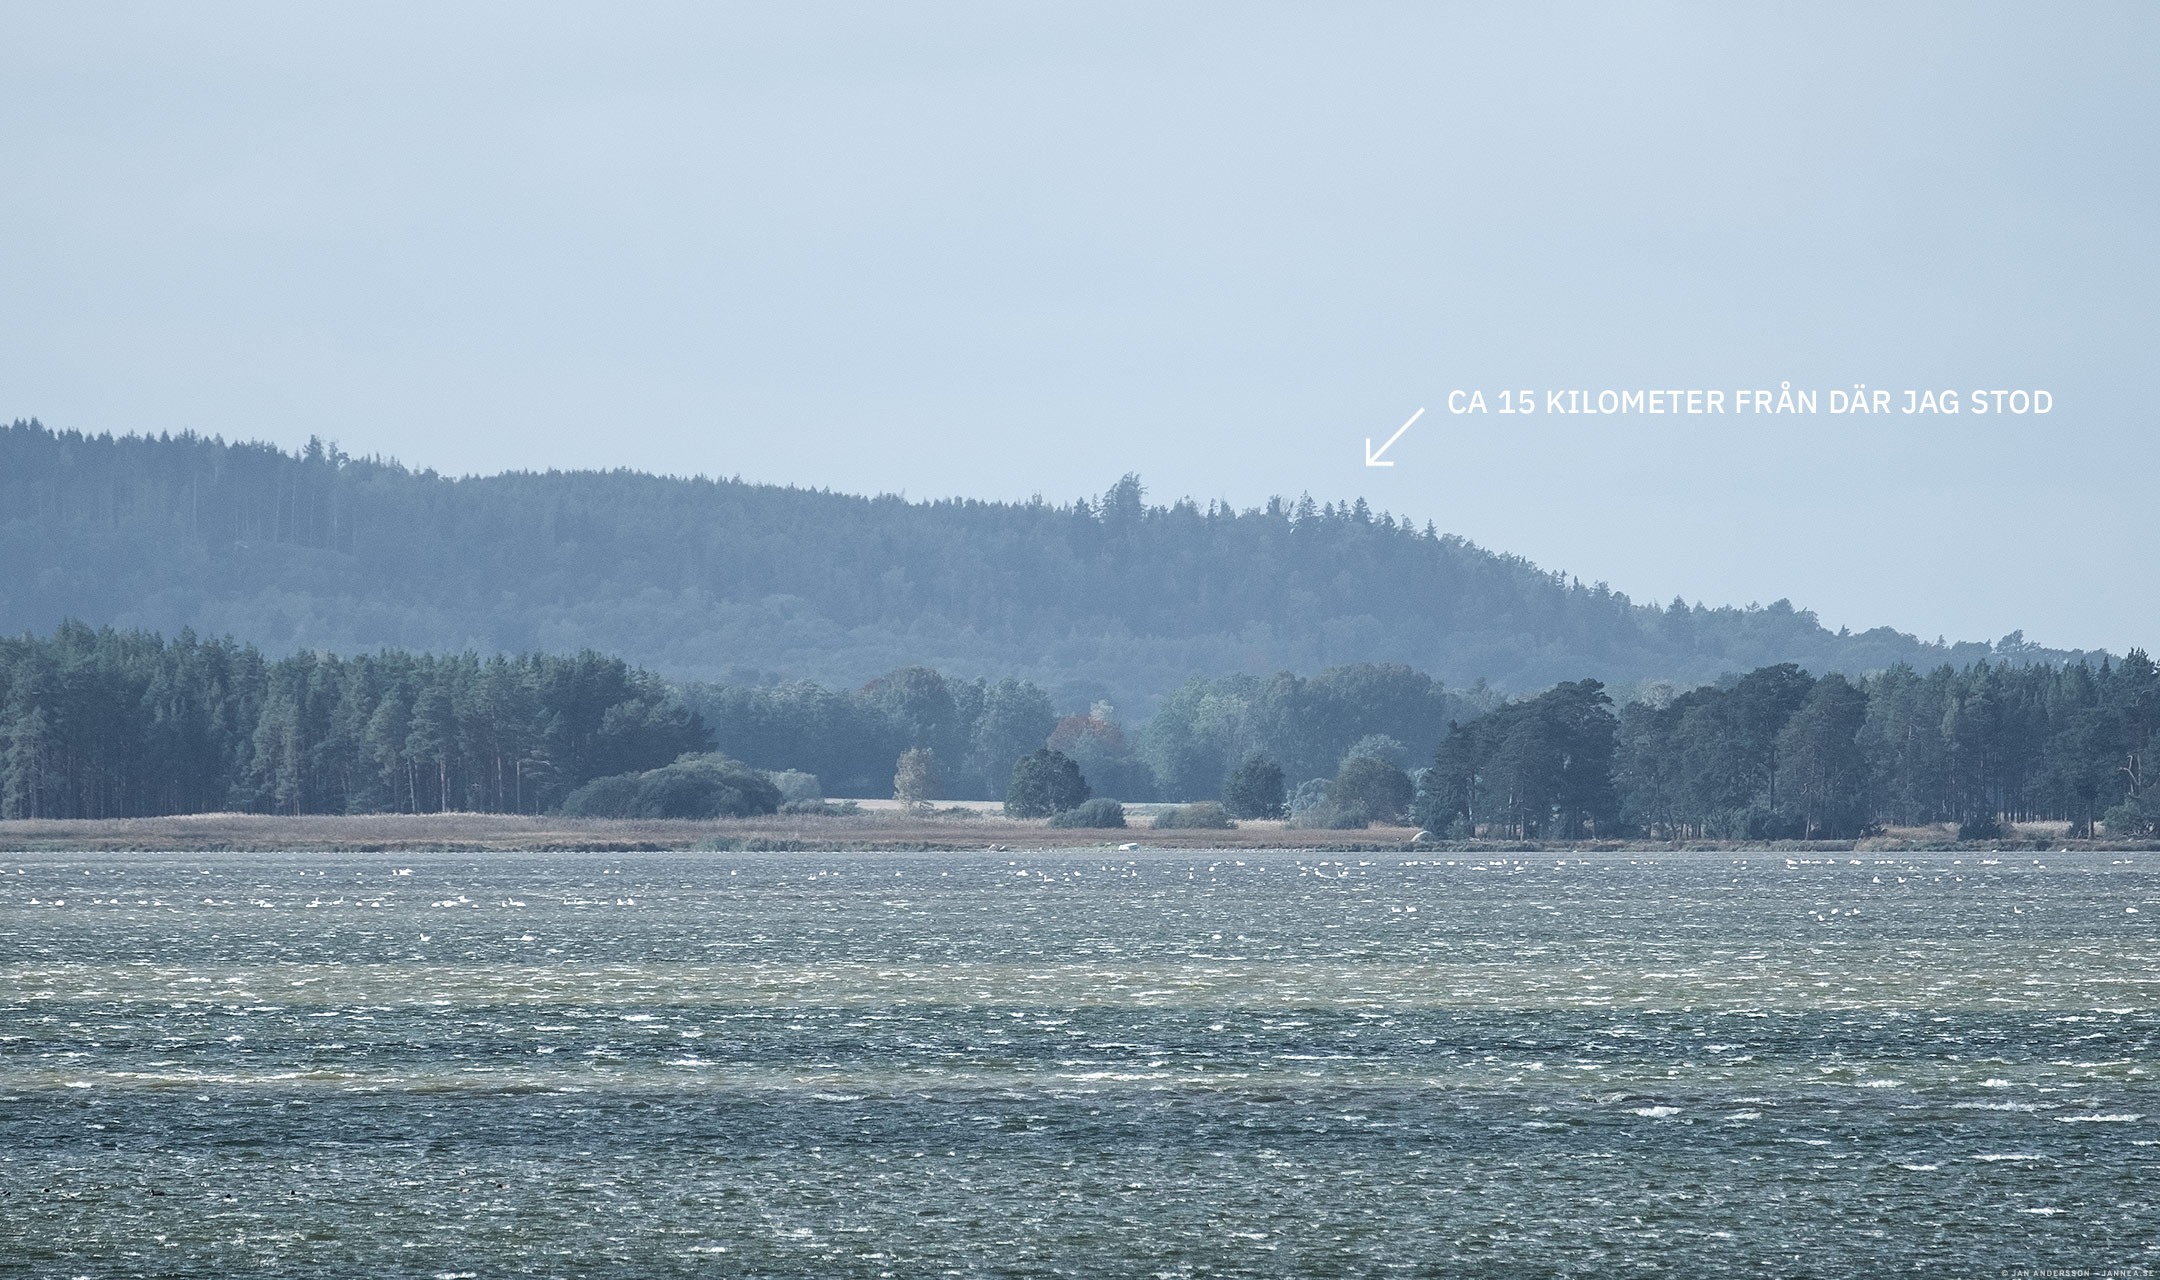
left=0, top=421, right=2097, bottom=714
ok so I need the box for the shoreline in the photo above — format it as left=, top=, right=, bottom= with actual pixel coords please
left=1, top=811, right=2153, bottom=855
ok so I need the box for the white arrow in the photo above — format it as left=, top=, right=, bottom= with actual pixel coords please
left=1364, top=407, right=1424, bottom=467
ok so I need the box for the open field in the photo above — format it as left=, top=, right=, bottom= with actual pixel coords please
left=0, top=811, right=2153, bottom=854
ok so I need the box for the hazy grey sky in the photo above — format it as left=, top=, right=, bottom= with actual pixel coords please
left=3, top=3, right=2153, bottom=652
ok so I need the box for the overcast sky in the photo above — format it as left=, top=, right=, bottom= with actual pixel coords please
left=3, top=3, right=2153, bottom=652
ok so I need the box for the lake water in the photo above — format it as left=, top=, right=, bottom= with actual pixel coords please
left=3, top=848, right=2155, bottom=1276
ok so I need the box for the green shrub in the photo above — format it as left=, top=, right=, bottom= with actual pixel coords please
left=1155, top=801, right=1235, bottom=830
left=1048, top=797, right=1125, bottom=828
left=1006, top=749, right=1090, bottom=818
left=1286, top=777, right=1332, bottom=814
left=1327, top=756, right=1414, bottom=824
left=559, top=772, right=642, bottom=818
left=556, top=753, right=781, bottom=819
left=1221, top=754, right=1285, bottom=819
left=765, top=770, right=823, bottom=803
left=2104, top=794, right=2158, bottom=838
left=1286, top=801, right=1369, bottom=830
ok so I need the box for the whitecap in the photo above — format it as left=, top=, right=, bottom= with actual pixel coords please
left=1630, top=1106, right=1680, bottom=1118
left=2054, top=1113, right=2142, bottom=1123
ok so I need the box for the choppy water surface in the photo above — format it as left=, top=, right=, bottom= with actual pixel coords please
left=2, top=849, right=2155, bottom=1277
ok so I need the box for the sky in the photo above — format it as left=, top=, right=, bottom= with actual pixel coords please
left=2, top=3, right=2153, bottom=653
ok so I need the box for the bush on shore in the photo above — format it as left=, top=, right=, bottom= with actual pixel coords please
left=1286, top=800, right=1370, bottom=830
left=1007, top=749, right=1090, bottom=818
left=1154, top=801, right=1235, bottom=830
left=1048, top=797, right=1126, bottom=829
left=560, top=753, right=782, bottom=819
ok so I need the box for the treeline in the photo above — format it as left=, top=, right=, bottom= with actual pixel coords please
left=0, top=619, right=1470, bottom=817
left=1413, top=657, right=2160, bottom=840
left=678, top=661, right=1476, bottom=801
left=4, top=620, right=2153, bottom=839
left=0, top=420, right=2097, bottom=715
left=679, top=670, right=1059, bottom=800
left=0, top=623, right=706, bottom=819
left=1135, top=665, right=1474, bottom=799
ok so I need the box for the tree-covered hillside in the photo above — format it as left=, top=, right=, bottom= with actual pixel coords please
left=0, top=421, right=2092, bottom=713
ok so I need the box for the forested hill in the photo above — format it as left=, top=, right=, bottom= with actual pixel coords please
left=0, top=420, right=2093, bottom=713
